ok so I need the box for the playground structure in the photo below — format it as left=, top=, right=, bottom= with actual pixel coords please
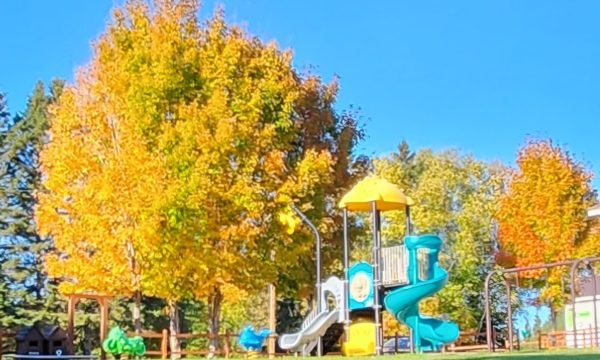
left=278, top=176, right=460, bottom=355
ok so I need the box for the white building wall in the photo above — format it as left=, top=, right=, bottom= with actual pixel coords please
left=565, top=295, right=600, bottom=348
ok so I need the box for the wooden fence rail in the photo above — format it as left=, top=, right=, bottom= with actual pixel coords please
left=125, top=330, right=279, bottom=359
left=5, top=327, right=600, bottom=358
left=0, top=329, right=278, bottom=360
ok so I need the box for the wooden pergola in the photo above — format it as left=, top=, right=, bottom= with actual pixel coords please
left=66, top=293, right=112, bottom=358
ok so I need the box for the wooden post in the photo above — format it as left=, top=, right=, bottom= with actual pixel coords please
left=538, top=331, right=542, bottom=350
left=67, top=295, right=79, bottom=355
left=268, top=283, right=276, bottom=359
left=223, top=330, right=230, bottom=359
left=99, top=298, right=109, bottom=360
left=1, top=327, right=4, bottom=360
left=161, top=329, right=169, bottom=360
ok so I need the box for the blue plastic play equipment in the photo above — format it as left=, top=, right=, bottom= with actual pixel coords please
left=383, top=235, right=459, bottom=352
left=238, top=326, right=271, bottom=351
left=347, top=261, right=374, bottom=310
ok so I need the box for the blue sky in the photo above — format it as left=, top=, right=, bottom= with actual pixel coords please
left=2, top=0, right=600, bottom=188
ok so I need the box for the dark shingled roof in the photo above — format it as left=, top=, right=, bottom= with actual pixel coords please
left=16, top=324, right=64, bottom=341
left=15, top=326, right=35, bottom=341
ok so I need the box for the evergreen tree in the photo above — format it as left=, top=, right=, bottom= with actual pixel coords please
left=0, top=91, right=20, bottom=327
left=0, top=81, right=64, bottom=327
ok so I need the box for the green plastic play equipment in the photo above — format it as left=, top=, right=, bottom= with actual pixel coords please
left=102, top=327, right=146, bottom=358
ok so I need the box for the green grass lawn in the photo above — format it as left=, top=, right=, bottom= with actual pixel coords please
left=277, top=350, right=600, bottom=360
left=174, top=349, right=600, bottom=360
left=354, top=350, right=599, bottom=359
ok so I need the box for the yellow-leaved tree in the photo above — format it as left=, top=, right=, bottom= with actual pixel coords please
left=373, top=142, right=505, bottom=331
left=496, top=139, right=597, bottom=327
left=37, top=0, right=366, bottom=347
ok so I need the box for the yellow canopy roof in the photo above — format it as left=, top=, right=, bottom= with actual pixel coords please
left=338, top=176, right=413, bottom=212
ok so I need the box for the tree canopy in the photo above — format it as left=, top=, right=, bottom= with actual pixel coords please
left=374, top=141, right=505, bottom=330
left=496, top=139, right=597, bottom=310
left=36, top=0, right=365, bottom=337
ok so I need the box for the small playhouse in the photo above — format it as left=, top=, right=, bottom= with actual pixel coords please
left=16, top=322, right=70, bottom=356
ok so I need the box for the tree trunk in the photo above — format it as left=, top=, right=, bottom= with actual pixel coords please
left=133, top=290, right=142, bottom=334
left=208, top=287, right=223, bottom=349
left=126, top=240, right=142, bottom=334
left=83, top=321, right=93, bottom=355
left=169, top=300, right=181, bottom=360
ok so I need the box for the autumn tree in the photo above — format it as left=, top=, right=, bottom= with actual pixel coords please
left=278, top=77, right=368, bottom=299
left=373, top=142, right=505, bottom=330
left=37, top=0, right=365, bottom=347
left=496, top=138, right=597, bottom=322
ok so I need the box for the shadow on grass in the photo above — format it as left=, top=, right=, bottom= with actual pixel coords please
left=444, top=353, right=600, bottom=360
left=274, top=351, right=600, bottom=359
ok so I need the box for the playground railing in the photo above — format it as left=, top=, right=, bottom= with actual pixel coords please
left=301, top=307, right=319, bottom=330
left=380, top=245, right=430, bottom=286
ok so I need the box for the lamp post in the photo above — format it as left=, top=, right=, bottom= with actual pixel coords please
left=291, top=205, right=323, bottom=356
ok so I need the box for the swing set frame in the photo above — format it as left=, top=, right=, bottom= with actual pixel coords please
left=484, top=256, right=600, bottom=352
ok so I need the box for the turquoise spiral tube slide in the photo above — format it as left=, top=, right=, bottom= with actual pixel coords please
left=383, top=235, right=459, bottom=352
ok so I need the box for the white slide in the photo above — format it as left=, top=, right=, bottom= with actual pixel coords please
left=278, top=276, right=346, bottom=354
left=278, top=309, right=340, bottom=352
